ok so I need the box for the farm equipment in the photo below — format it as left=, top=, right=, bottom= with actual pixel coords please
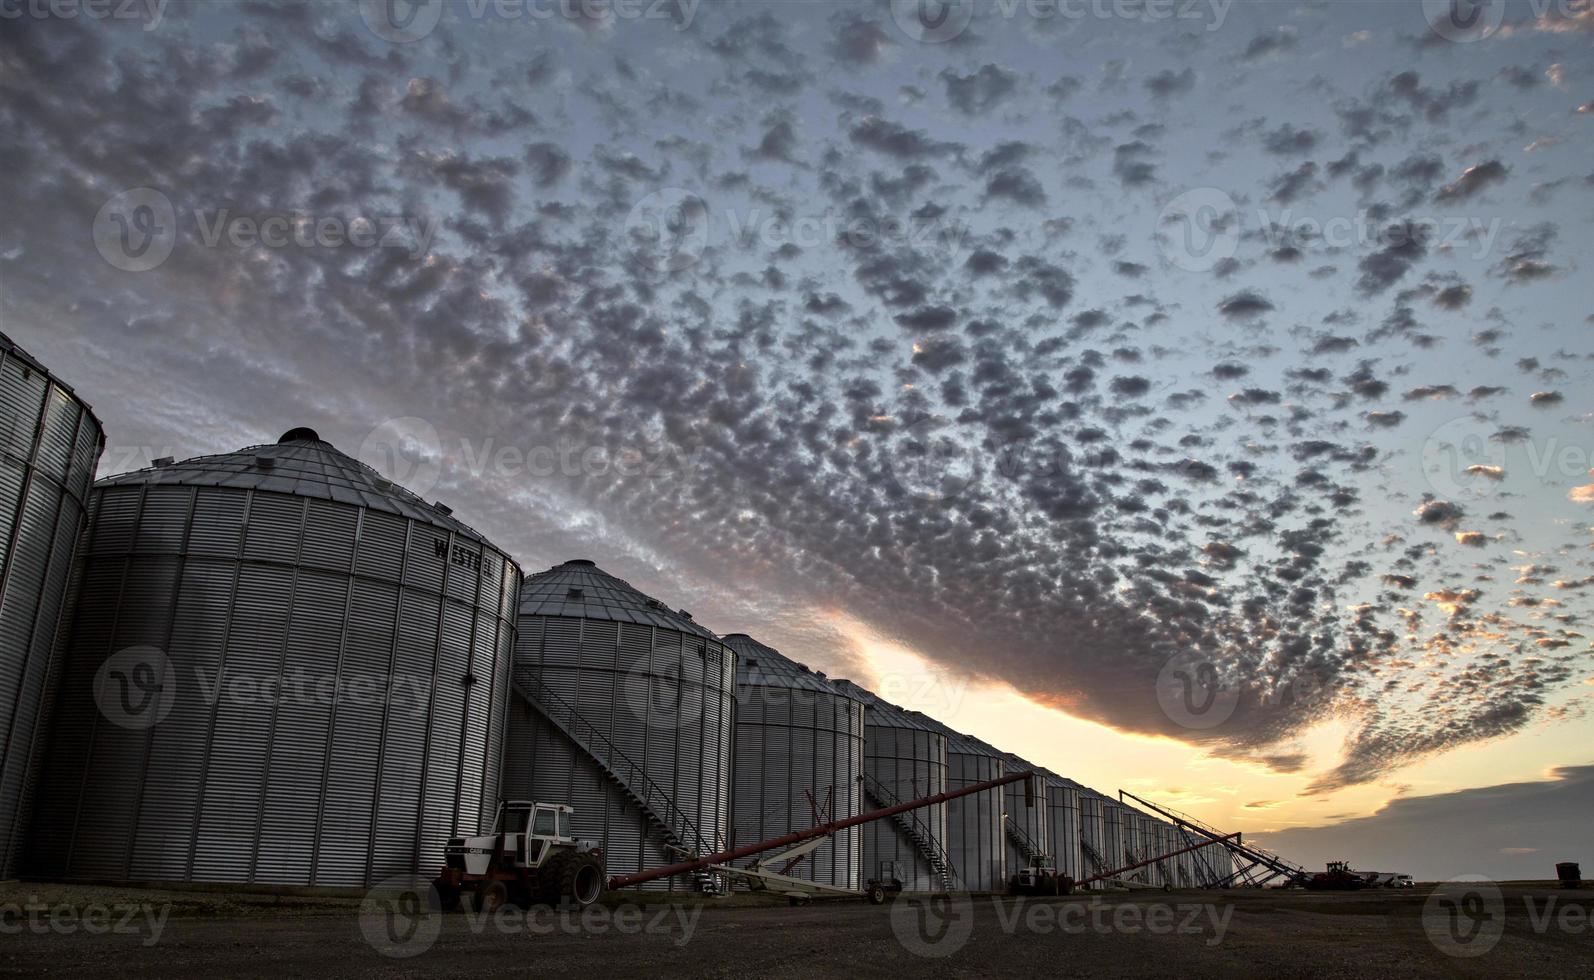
left=431, top=800, right=607, bottom=912
left=1304, top=861, right=1370, bottom=891
left=1012, top=857, right=1071, bottom=896
left=431, top=771, right=1037, bottom=911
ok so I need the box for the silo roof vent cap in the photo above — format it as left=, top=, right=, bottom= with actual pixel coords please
left=254, top=455, right=276, bottom=469
left=152, top=456, right=175, bottom=468
left=678, top=609, right=693, bottom=620
left=277, top=427, right=321, bottom=443
left=567, top=587, right=585, bottom=599
left=564, top=558, right=597, bottom=567
left=432, top=501, right=453, bottom=516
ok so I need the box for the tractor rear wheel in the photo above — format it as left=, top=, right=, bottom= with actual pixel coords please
left=866, top=882, right=887, bottom=905
left=560, top=852, right=605, bottom=908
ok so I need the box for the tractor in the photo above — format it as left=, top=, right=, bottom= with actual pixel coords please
left=1012, top=857, right=1073, bottom=896
left=1304, top=860, right=1369, bottom=891
left=431, top=801, right=606, bottom=912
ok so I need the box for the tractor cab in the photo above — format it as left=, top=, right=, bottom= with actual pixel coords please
left=491, top=801, right=576, bottom=866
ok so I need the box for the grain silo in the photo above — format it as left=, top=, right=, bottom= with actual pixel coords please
left=0, top=334, right=104, bottom=881
left=1102, top=800, right=1127, bottom=877
left=832, top=679, right=951, bottom=892
left=725, top=633, right=864, bottom=890
left=965, top=736, right=1047, bottom=888
left=1042, top=775, right=1082, bottom=882
left=918, top=721, right=1005, bottom=892
left=503, top=560, right=734, bottom=892
left=1078, top=792, right=1107, bottom=887
left=29, top=427, right=520, bottom=887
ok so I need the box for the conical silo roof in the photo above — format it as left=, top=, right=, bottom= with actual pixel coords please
left=724, top=633, right=853, bottom=695
left=95, top=426, right=493, bottom=543
left=518, top=559, right=716, bottom=638
left=831, top=679, right=948, bottom=733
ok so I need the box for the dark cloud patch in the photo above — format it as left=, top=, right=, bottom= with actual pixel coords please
left=942, top=64, right=1020, bottom=115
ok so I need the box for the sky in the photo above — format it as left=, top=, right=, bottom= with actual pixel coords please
left=1, top=0, right=1590, bottom=880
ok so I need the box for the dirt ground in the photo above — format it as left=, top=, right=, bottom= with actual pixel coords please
left=2, top=881, right=1590, bottom=977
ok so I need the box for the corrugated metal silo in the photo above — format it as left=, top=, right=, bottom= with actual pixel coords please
left=1043, top=776, right=1081, bottom=881
left=725, top=633, right=864, bottom=890
left=965, top=737, right=1046, bottom=886
left=0, top=334, right=103, bottom=881
left=1102, top=801, right=1126, bottom=877
left=1078, top=792, right=1107, bottom=887
left=832, top=679, right=951, bottom=892
left=920, top=722, right=1005, bottom=892
left=29, top=427, right=520, bottom=886
left=503, top=560, right=734, bottom=892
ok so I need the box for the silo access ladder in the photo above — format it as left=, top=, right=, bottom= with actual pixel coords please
left=860, top=772, right=957, bottom=892
left=1004, top=820, right=1044, bottom=865
left=512, top=675, right=722, bottom=893
left=1079, top=837, right=1108, bottom=876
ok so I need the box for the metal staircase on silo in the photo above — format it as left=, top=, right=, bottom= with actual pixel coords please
left=1079, top=836, right=1108, bottom=876
left=1004, top=819, right=1044, bottom=865
left=860, top=772, right=957, bottom=892
left=512, top=674, right=721, bottom=892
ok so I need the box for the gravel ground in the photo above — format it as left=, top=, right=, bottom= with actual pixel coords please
left=2, top=882, right=1589, bottom=977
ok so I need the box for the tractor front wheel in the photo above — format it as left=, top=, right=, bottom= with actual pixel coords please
left=561, top=852, right=605, bottom=908
left=429, top=878, right=461, bottom=912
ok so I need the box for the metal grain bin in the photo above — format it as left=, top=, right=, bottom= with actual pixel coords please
left=503, top=560, right=734, bottom=892
left=963, top=736, right=1047, bottom=888
left=1102, top=800, right=1127, bottom=878
left=0, top=334, right=103, bottom=880
left=1043, top=776, right=1082, bottom=882
left=833, top=679, right=951, bottom=892
left=918, top=721, right=1005, bottom=892
left=726, top=633, right=864, bottom=890
left=1079, top=792, right=1107, bottom=887
left=29, top=427, right=519, bottom=886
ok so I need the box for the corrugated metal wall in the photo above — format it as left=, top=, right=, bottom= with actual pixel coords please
left=732, top=683, right=864, bottom=889
left=945, top=751, right=1003, bottom=892
left=1079, top=794, right=1105, bottom=887
left=29, top=478, right=518, bottom=886
left=999, top=761, right=1047, bottom=880
left=1045, top=782, right=1080, bottom=881
left=858, top=722, right=948, bottom=891
left=505, top=612, right=734, bottom=891
left=0, top=338, right=102, bottom=880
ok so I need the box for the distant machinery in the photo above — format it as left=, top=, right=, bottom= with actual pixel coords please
left=725, top=632, right=864, bottom=891
left=0, top=334, right=104, bottom=880
left=503, top=560, right=734, bottom=891
left=30, top=428, right=519, bottom=886
left=833, top=680, right=953, bottom=892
